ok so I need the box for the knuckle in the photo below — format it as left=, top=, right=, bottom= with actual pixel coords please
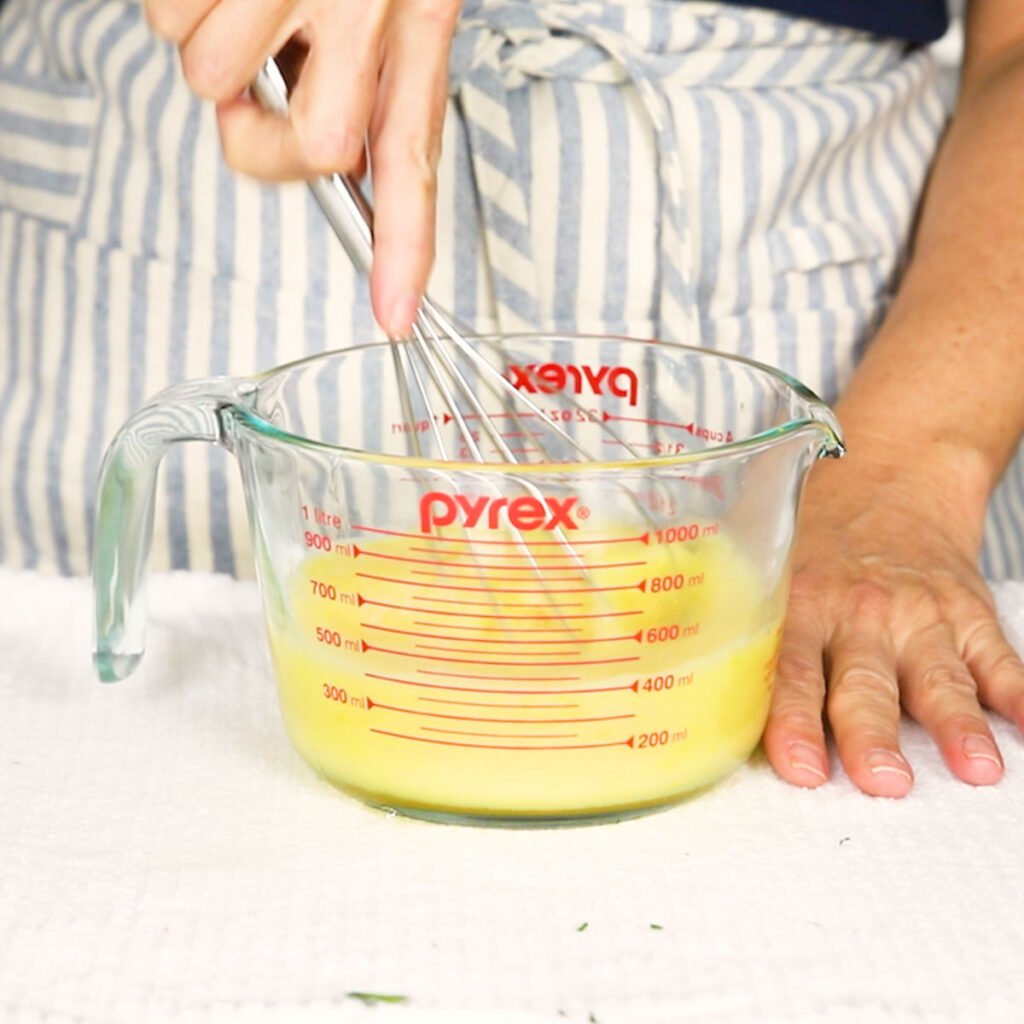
left=775, top=648, right=824, bottom=696
left=300, top=124, right=364, bottom=173
left=827, top=662, right=900, bottom=713
left=947, top=712, right=989, bottom=734
left=768, top=702, right=825, bottom=739
left=985, top=648, right=1024, bottom=683
left=845, top=579, right=893, bottom=623
left=217, top=125, right=248, bottom=173
left=179, top=46, right=234, bottom=100
left=374, top=137, right=440, bottom=189
left=144, top=1, right=189, bottom=43
left=411, top=0, right=462, bottom=30
left=915, top=663, right=978, bottom=702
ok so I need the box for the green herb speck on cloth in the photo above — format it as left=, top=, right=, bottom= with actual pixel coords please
left=346, top=992, right=409, bottom=1006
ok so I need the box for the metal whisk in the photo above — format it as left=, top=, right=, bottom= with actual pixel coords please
left=251, top=57, right=644, bottom=471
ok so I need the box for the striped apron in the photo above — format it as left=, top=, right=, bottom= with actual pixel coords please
left=1, top=0, right=1020, bottom=579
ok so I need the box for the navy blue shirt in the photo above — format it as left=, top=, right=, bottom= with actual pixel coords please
left=723, top=1, right=950, bottom=43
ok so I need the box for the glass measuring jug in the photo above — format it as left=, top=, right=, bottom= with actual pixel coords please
left=93, top=334, right=843, bottom=825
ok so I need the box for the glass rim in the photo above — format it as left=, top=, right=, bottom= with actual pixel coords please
left=230, top=332, right=843, bottom=474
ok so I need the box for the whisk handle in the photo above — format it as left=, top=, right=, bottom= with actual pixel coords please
left=251, top=57, right=376, bottom=277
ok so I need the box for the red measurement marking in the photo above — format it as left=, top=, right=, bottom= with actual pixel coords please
left=369, top=672, right=574, bottom=693
left=427, top=558, right=644, bottom=571
left=365, top=698, right=633, bottom=725
left=602, top=411, right=694, bottom=431
left=370, top=729, right=633, bottom=751
left=417, top=642, right=583, bottom=656
left=418, top=669, right=578, bottom=682
left=410, top=569, right=585, bottom=582
left=418, top=697, right=580, bottom=709
left=409, top=546, right=586, bottom=560
left=356, top=573, right=645, bottom=595
left=412, top=596, right=583, bottom=609
left=390, top=627, right=641, bottom=647
left=423, top=727, right=580, bottom=739
left=363, top=642, right=640, bottom=669
left=355, top=546, right=575, bottom=570
left=352, top=523, right=649, bottom=546
left=363, top=623, right=592, bottom=646
left=506, top=447, right=539, bottom=455
left=602, top=439, right=661, bottom=449
left=358, top=595, right=597, bottom=617
left=439, top=411, right=537, bottom=424
left=412, top=620, right=579, bottom=634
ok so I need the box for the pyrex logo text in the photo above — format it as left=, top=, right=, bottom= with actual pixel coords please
left=419, top=492, right=581, bottom=533
left=505, top=363, right=638, bottom=407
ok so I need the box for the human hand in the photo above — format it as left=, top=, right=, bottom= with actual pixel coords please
left=764, top=441, right=1024, bottom=796
left=144, top=0, right=461, bottom=336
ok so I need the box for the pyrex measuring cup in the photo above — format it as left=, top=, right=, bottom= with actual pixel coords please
left=94, top=334, right=843, bottom=825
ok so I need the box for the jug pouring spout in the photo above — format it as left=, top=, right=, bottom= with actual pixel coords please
left=93, top=378, right=251, bottom=682
left=783, top=375, right=845, bottom=461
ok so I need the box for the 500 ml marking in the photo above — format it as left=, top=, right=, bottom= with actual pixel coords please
left=322, top=684, right=367, bottom=707
left=315, top=626, right=362, bottom=651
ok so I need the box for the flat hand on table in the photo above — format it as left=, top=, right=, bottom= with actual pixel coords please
left=144, top=0, right=461, bottom=336
left=764, top=447, right=1024, bottom=797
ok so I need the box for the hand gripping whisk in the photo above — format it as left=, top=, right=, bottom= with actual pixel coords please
left=250, top=57, right=648, bottom=474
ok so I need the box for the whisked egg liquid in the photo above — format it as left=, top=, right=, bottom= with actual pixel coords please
left=264, top=525, right=783, bottom=822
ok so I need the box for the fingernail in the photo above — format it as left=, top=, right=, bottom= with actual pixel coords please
left=386, top=290, right=421, bottom=337
left=962, top=734, right=1003, bottom=768
left=788, top=740, right=827, bottom=781
left=865, top=749, right=913, bottom=781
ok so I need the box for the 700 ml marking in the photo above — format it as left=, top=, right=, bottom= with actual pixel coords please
left=310, top=578, right=358, bottom=604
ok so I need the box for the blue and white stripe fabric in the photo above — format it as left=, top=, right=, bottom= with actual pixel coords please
left=1, top=0, right=1021, bottom=579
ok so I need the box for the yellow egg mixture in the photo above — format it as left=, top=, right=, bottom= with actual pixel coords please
left=265, top=526, right=782, bottom=820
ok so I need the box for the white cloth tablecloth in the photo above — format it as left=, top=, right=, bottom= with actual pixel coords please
left=1, top=569, right=1022, bottom=1024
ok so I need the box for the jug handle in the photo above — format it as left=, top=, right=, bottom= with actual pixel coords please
left=92, top=378, right=250, bottom=682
